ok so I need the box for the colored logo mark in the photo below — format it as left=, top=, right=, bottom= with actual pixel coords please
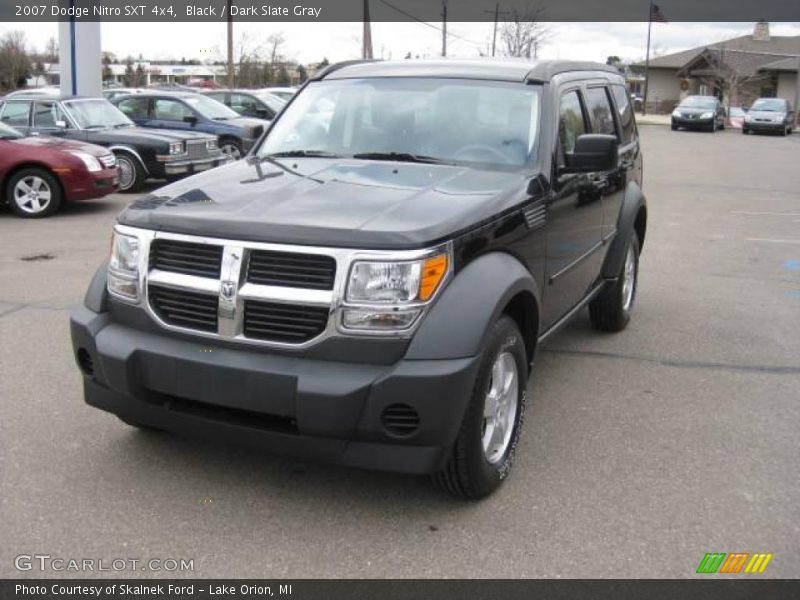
left=696, top=552, right=773, bottom=574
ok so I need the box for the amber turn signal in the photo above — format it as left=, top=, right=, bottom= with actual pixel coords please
left=419, top=254, right=449, bottom=301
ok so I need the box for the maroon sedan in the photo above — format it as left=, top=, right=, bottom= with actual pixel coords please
left=0, top=121, right=118, bottom=218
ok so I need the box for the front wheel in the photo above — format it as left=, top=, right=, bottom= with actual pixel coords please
left=590, top=234, right=640, bottom=332
left=433, top=316, right=528, bottom=499
left=6, top=168, right=62, bottom=218
left=115, top=152, right=145, bottom=193
left=220, top=139, right=243, bottom=161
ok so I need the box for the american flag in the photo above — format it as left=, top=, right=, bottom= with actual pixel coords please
left=650, top=2, right=669, bottom=23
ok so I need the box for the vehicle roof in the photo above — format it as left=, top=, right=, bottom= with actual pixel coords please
left=315, top=59, right=622, bottom=83
left=1, top=94, right=104, bottom=102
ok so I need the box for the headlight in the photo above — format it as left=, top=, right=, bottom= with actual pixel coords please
left=108, top=230, right=141, bottom=302
left=744, top=114, right=753, bottom=122
left=69, top=151, right=102, bottom=172
left=342, top=251, right=450, bottom=332
left=773, top=113, right=786, bottom=122
left=700, top=112, right=713, bottom=119
left=671, top=110, right=681, bottom=118
left=207, top=139, right=218, bottom=151
left=169, top=141, right=184, bottom=155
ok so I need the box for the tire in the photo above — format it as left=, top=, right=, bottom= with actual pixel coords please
left=742, top=128, right=749, bottom=135
left=671, top=122, right=678, bottom=131
left=6, top=167, right=62, bottom=218
left=114, top=152, right=145, bottom=193
left=709, top=120, right=717, bottom=133
left=220, top=139, right=243, bottom=161
left=433, top=316, right=528, bottom=499
left=780, top=124, right=788, bottom=137
left=590, top=234, right=640, bottom=332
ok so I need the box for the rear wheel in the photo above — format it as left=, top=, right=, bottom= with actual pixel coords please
left=115, top=152, right=145, bottom=192
left=6, top=168, right=62, bottom=218
left=220, top=139, right=243, bottom=160
left=590, top=234, right=640, bottom=332
left=433, top=316, right=527, bottom=499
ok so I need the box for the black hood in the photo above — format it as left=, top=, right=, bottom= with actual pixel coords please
left=118, top=158, right=530, bottom=249
left=89, top=126, right=216, bottom=144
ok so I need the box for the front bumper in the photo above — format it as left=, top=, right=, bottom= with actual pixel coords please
left=63, top=167, right=119, bottom=201
left=161, top=155, right=230, bottom=175
left=672, top=116, right=714, bottom=128
left=743, top=120, right=786, bottom=132
left=70, top=303, right=480, bottom=474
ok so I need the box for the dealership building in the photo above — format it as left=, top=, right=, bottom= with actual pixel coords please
left=639, top=22, right=800, bottom=113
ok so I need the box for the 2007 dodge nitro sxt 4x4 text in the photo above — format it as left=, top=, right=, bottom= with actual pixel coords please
left=71, top=59, right=647, bottom=498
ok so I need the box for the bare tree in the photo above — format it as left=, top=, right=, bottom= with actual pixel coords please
left=0, top=30, right=32, bottom=91
left=698, top=47, right=769, bottom=112
left=264, top=32, right=286, bottom=86
left=45, top=36, right=58, bottom=62
left=500, top=3, right=548, bottom=59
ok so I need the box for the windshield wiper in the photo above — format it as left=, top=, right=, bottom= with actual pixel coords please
left=351, top=152, right=448, bottom=164
left=267, top=150, right=340, bottom=158
left=113, top=123, right=132, bottom=128
left=83, top=124, right=109, bottom=130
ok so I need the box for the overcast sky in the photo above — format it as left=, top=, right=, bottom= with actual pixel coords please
left=2, top=21, right=799, bottom=64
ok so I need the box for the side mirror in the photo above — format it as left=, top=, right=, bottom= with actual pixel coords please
left=256, top=108, right=269, bottom=118
left=564, top=134, right=619, bottom=173
left=183, top=115, right=198, bottom=125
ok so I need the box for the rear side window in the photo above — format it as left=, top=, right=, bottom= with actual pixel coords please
left=610, top=85, right=635, bottom=145
left=153, top=99, right=193, bottom=121
left=585, top=87, right=616, bottom=136
left=0, top=101, right=31, bottom=126
left=558, top=90, right=587, bottom=158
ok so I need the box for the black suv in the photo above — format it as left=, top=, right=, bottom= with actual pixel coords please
left=71, top=60, right=646, bottom=498
left=0, top=96, right=226, bottom=192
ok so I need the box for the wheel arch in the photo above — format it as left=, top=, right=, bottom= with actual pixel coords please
left=2, top=162, right=67, bottom=204
left=405, top=251, right=541, bottom=366
left=108, top=145, right=148, bottom=175
left=603, top=181, right=647, bottom=279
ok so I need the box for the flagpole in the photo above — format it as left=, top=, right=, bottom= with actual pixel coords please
left=643, top=1, right=653, bottom=116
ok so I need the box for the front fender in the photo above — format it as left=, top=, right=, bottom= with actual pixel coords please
left=405, top=252, right=540, bottom=361
left=603, top=181, right=646, bottom=279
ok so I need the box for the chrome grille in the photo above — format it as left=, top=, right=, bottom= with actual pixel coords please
left=187, top=140, right=210, bottom=159
left=99, top=154, right=116, bottom=168
left=243, top=300, right=329, bottom=343
left=247, top=250, right=336, bottom=290
left=150, top=239, right=223, bottom=278
left=149, top=285, right=219, bottom=332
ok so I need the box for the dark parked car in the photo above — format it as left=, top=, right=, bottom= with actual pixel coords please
left=0, top=96, right=226, bottom=192
left=203, top=89, right=286, bottom=120
left=743, top=97, right=795, bottom=136
left=671, top=95, right=726, bottom=132
left=112, top=91, right=267, bottom=160
left=71, top=60, right=647, bottom=498
left=0, top=121, right=117, bottom=218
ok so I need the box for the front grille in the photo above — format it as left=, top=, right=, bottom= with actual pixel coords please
left=150, top=239, right=223, bottom=278
left=247, top=250, right=336, bottom=290
left=381, top=404, right=420, bottom=437
left=149, top=285, right=219, bottom=332
left=99, top=154, right=116, bottom=168
left=243, top=300, right=329, bottom=343
left=186, top=140, right=210, bottom=159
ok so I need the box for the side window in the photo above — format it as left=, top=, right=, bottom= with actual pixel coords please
left=0, top=101, right=31, bottom=126
left=585, top=87, right=616, bottom=136
left=117, top=97, right=150, bottom=120
left=32, top=101, right=68, bottom=128
left=153, top=99, right=193, bottom=121
left=558, top=90, right=587, bottom=160
left=229, top=93, right=258, bottom=116
left=610, top=85, right=635, bottom=145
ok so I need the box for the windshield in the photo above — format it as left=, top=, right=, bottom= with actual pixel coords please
left=0, top=121, right=23, bottom=139
left=750, top=98, right=786, bottom=112
left=64, top=99, right=133, bottom=129
left=254, top=92, right=287, bottom=112
left=679, top=97, right=717, bottom=109
left=258, top=78, right=542, bottom=169
left=183, top=95, right=240, bottom=119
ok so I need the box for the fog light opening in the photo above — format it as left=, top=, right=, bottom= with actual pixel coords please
left=77, top=348, right=94, bottom=377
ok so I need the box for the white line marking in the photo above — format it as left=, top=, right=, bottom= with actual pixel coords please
left=745, top=238, right=800, bottom=244
left=733, top=211, right=800, bottom=217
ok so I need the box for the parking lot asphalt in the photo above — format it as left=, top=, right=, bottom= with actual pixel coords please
left=1, top=126, right=798, bottom=579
